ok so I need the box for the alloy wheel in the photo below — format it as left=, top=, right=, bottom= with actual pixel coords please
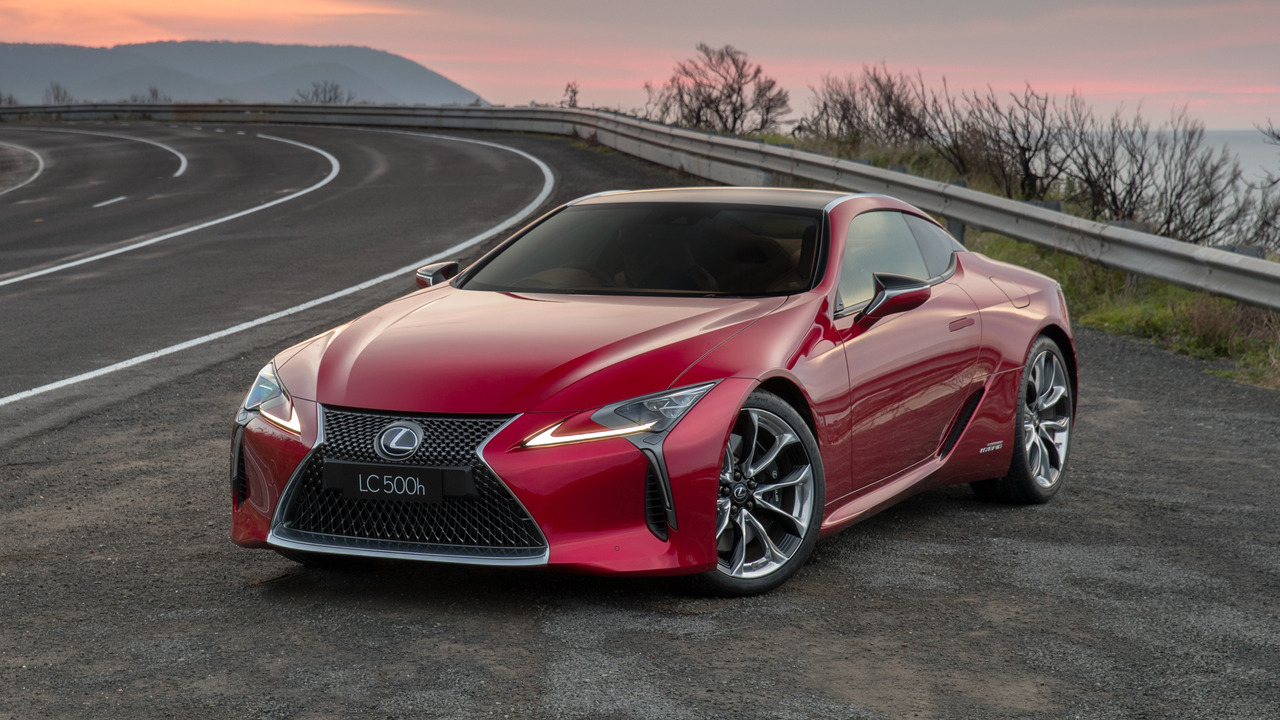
left=716, top=408, right=816, bottom=580
left=1023, top=348, right=1072, bottom=489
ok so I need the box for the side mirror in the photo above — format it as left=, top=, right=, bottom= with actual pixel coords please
left=415, top=261, right=460, bottom=289
left=856, top=273, right=931, bottom=326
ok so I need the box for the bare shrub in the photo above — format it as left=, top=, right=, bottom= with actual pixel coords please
left=964, top=84, right=1072, bottom=201
left=44, top=82, right=74, bottom=105
left=862, top=65, right=927, bottom=146
left=796, top=65, right=927, bottom=151
left=796, top=74, right=871, bottom=148
left=129, top=86, right=171, bottom=103
left=294, top=80, right=355, bottom=104
left=1259, top=120, right=1279, bottom=188
left=644, top=44, right=790, bottom=134
left=1061, top=96, right=1154, bottom=222
left=562, top=81, right=579, bottom=109
left=1143, top=109, right=1253, bottom=246
left=913, top=77, right=982, bottom=178
left=0, top=91, right=17, bottom=106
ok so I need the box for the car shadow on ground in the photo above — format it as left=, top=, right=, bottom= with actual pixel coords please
left=244, top=482, right=1026, bottom=608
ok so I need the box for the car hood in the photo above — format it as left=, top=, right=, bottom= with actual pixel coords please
left=280, top=286, right=785, bottom=415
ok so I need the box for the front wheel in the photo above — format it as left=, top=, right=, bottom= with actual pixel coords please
left=972, top=336, right=1073, bottom=504
left=695, top=390, right=825, bottom=596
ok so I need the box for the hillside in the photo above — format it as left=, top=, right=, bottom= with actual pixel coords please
left=0, top=41, right=484, bottom=105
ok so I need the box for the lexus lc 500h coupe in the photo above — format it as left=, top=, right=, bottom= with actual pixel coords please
left=230, top=187, right=1076, bottom=595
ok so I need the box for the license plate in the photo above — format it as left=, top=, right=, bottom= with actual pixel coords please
left=321, top=459, right=474, bottom=504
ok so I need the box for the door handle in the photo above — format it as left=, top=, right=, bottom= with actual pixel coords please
left=948, top=317, right=975, bottom=332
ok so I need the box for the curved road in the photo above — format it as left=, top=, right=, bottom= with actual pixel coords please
left=0, top=123, right=552, bottom=422
left=0, top=122, right=1276, bottom=719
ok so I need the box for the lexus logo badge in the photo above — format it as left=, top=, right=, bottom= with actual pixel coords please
left=375, top=421, right=423, bottom=460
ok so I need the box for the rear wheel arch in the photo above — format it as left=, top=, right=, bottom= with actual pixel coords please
left=1037, top=324, right=1077, bottom=409
left=972, top=333, right=1074, bottom=504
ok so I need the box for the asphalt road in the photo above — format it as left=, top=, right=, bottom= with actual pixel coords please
left=0, top=123, right=1277, bottom=719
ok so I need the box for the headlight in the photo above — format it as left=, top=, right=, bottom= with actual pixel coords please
left=240, top=362, right=301, bottom=434
left=525, top=383, right=716, bottom=448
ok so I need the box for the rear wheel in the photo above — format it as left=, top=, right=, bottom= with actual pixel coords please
left=696, top=390, right=824, bottom=596
left=972, top=336, right=1073, bottom=504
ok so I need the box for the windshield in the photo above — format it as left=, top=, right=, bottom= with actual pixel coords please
left=461, top=202, right=823, bottom=297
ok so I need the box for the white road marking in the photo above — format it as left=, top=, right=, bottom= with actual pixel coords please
left=92, top=196, right=127, bottom=208
left=0, top=142, right=45, bottom=196
left=0, top=134, right=340, bottom=288
left=0, top=134, right=555, bottom=409
left=27, top=127, right=189, bottom=177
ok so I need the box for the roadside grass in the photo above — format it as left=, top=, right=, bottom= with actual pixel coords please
left=967, top=231, right=1280, bottom=389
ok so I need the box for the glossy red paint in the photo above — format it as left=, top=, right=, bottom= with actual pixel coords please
left=291, top=289, right=783, bottom=414
left=230, top=403, right=315, bottom=547
left=230, top=187, right=1075, bottom=583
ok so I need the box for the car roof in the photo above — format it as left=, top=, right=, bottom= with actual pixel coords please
left=569, top=187, right=858, bottom=211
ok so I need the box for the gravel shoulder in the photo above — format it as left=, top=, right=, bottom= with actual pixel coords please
left=1, top=133, right=1277, bottom=720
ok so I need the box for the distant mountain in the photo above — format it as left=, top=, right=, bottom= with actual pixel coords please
left=0, top=41, right=484, bottom=106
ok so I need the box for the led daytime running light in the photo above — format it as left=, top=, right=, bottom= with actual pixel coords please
left=523, top=382, right=716, bottom=448
left=524, top=420, right=657, bottom=448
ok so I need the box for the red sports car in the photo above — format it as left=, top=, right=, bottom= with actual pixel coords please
left=231, top=187, right=1075, bottom=595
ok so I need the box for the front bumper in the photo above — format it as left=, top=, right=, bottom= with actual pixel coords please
left=230, top=379, right=755, bottom=576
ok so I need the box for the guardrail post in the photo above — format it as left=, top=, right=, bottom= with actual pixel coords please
left=946, top=180, right=968, bottom=245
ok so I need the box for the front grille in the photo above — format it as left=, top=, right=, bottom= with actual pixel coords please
left=273, top=407, right=546, bottom=560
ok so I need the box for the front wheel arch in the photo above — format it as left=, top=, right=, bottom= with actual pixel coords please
left=694, top=389, right=826, bottom=596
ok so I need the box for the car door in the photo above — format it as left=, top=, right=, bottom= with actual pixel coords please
left=833, top=210, right=982, bottom=496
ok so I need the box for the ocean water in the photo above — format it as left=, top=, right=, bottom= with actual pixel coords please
left=1206, top=129, right=1278, bottom=184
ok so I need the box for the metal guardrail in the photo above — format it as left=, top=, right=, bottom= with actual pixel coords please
left=4, top=103, right=1278, bottom=310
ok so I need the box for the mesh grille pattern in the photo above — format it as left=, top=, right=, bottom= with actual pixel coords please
left=231, top=427, right=248, bottom=508
left=233, top=449, right=248, bottom=507
left=276, top=407, right=545, bottom=558
left=644, top=463, right=669, bottom=541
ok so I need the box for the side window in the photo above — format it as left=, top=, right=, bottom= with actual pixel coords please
left=839, top=211, right=929, bottom=309
left=903, top=214, right=961, bottom=278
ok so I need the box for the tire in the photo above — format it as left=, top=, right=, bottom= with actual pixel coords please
left=972, top=336, right=1073, bottom=504
left=695, top=390, right=825, bottom=596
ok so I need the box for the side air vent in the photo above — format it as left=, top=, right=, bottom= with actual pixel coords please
left=940, top=389, right=985, bottom=457
left=644, top=462, right=669, bottom=541
left=231, top=429, right=248, bottom=508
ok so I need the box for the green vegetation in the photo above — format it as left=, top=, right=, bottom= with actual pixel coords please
left=967, top=231, right=1280, bottom=388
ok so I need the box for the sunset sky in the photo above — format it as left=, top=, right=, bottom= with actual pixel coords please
left=1, top=0, right=1277, bottom=128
